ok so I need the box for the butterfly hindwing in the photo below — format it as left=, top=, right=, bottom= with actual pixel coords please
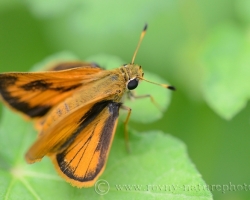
left=51, top=101, right=121, bottom=187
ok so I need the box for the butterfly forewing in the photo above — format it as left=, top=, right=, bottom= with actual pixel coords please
left=0, top=63, right=103, bottom=119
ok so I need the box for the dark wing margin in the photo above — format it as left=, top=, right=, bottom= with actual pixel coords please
left=54, top=100, right=121, bottom=186
left=0, top=74, right=52, bottom=117
left=57, top=100, right=113, bottom=151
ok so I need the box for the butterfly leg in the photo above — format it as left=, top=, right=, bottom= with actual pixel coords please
left=127, top=91, right=162, bottom=112
left=121, top=91, right=162, bottom=152
left=120, top=105, right=132, bottom=153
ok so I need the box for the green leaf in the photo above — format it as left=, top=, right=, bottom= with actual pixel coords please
left=200, top=23, right=250, bottom=119
left=0, top=108, right=212, bottom=200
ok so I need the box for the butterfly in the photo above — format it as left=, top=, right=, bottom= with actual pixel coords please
left=0, top=24, right=175, bottom=187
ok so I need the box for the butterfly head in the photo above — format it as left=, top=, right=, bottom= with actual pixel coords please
left=122, top=63, right=175, bottom=91
left=122, top=63, right=144, bottom=90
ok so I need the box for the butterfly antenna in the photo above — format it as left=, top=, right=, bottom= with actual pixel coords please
left=132, top=24, right=176, bottom=91
left=131, top=24, right=148, bottom=64
left=139, top=77, right=176, bottom=91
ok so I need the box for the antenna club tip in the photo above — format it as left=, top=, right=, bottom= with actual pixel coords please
left=167, top=86, right=176, bottom=91
left=143, top=23, right=148, bottom=31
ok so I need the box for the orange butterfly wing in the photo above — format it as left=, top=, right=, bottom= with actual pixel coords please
left=25, top=97, right=121, bottom=187
left=0, top=62, right=103, bottom=118
left=51, top=101, right=121, bottom=187
left=24, top=67, right=123, bottom=162
left=1, top=62, right=125, bottom=187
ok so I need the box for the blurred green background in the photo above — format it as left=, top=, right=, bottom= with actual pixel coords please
left=1, top=0, right=250, bottom=199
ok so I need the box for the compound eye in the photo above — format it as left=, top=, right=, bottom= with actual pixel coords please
left=127, top=78, right=138, bottom=90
